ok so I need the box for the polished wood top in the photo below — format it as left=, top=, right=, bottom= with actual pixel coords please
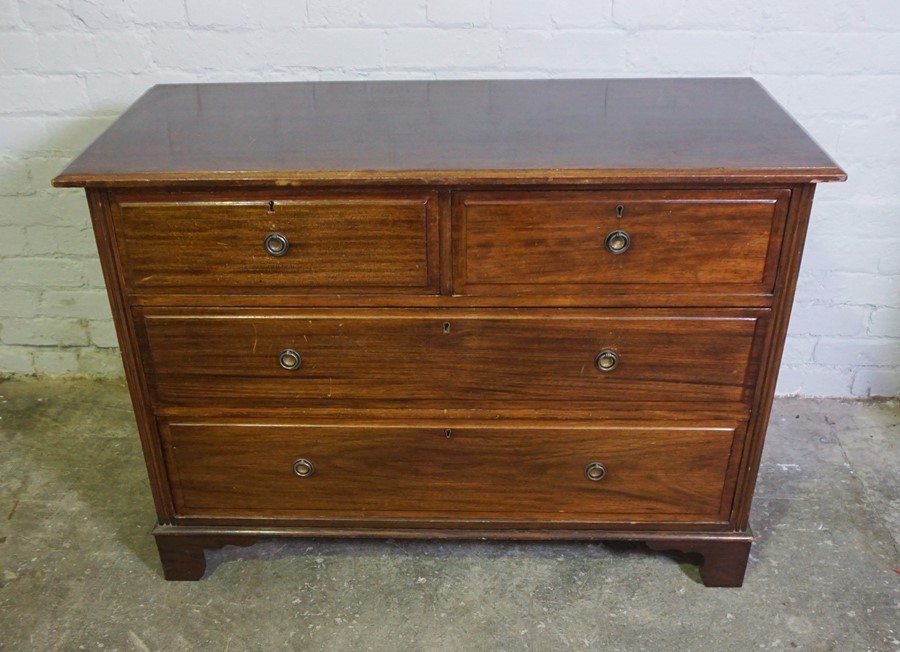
left=53, top=78, right=845, bottom=188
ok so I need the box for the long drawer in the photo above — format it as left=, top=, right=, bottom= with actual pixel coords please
left=138, top=308, right=767, bottom=410
left=453, top=189, right=790, bottom=297
left=161, top=420, right=743, bottom=522
left=111, top=191, right=440, bottom=295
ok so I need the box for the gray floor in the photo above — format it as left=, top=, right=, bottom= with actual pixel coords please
left=0, top=378, right=897, bottom=652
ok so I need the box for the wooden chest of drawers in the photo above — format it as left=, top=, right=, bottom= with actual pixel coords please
left=54, top=79, right=845, bottom=586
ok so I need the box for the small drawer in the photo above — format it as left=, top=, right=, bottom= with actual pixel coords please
left=111, top=191, right=439, bottom=295
left=138, top=308, right=766, bottom=411
left=161, top=420, right=743, bottom=522
left=452, top=189, right=790, bottom=297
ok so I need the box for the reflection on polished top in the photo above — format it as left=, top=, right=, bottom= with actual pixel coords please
left=53, top=78, right=846, bottom=187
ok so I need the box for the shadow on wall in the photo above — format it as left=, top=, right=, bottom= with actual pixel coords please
left=0, top=106, right=130, bottom=378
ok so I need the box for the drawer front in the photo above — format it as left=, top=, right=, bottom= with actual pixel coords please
left=139, top=309, right=765, bottom=409
left=161, top=421, right=742, bottom=522
left=453, top=189, right=790, bottom=296
left=112, top=192, right=439, bottom=294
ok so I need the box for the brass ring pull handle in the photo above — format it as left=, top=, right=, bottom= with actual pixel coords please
left=595, top=350, right=619, bottom=372
left=584, top=462, right=607, bottom=482
left=292, top=458, right=315, bottom=477
left=278, top=348, right=302, bottom=370
left=264, top=232, right=290, bottom=256
left=605, top=230, right=630, bottom=254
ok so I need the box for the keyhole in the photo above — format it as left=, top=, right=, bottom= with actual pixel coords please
left=444, top=428, right=452, bottom=439
left=442, top=321, right=451, bottom=334
left=268, top=200, right=275, bottom=213
left=616, top=204, right=624, bottom=218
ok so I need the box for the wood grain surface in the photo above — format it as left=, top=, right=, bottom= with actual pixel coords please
left=52, top=79, right=845, bottom=188
left=454, top=189, right=789, bottom=295
left=138, top=308, right=766, bottom=409
left=113, top=191, right=439, bottom=294
left=161, top=421, right=741, bottom=521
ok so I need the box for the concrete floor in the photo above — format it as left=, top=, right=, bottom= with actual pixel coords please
left=0, top=378, right=897, bottom=652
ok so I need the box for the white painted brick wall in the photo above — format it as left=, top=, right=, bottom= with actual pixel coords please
left=0, top=0, right=896, bottom=395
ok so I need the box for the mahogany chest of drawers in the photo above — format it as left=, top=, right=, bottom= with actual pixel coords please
left=54, top=79, right=845, bottom=586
